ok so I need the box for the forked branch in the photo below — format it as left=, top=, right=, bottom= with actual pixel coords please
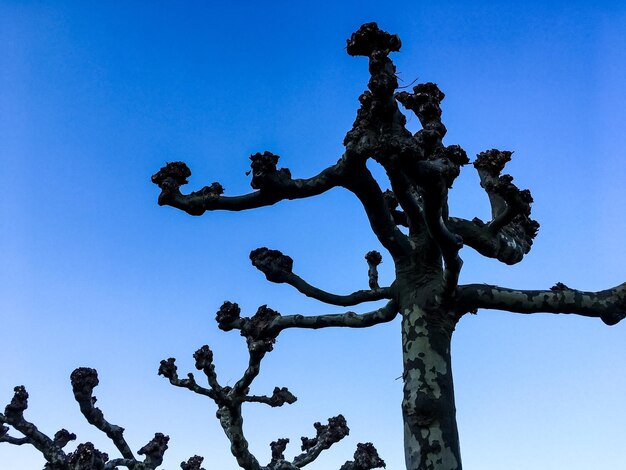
left=250, top=247, right=392, bottom=307
left=159, top=302, right=387, bottom=470
left=0, top=374, right=190, bottom=469
left=0, top=387, right=68, bottom=465
left=451, top=149, right=540, bottom=265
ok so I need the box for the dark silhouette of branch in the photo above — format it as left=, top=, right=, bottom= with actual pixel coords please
left=152, top=153, right=347, bottom=216
left=250, top=247, right=392, bottom=306
left=396, top=83, right=470, bottom=295
left=340, top=442, right=387, bottom=470
left=70, top=367, right=135, bottom=461
left=456, top=282, right=626, bottom=325
left=180, top=455, right=206, bottom=470
left=447, top=216, right=537, bottom=265
left=341, top=163, right=412, bottom=258
left=1, top=379, right=179, bottom=470
left=447, top=149, right=540, bottom=265
left=292, top=415, right=350, bottom=466
left=158, top=323, right=382, bottom=470
left=216, top=301, right=399, bottom=335
left=243, top=387, right=297, bottom=407
left=0, top=432, right=29, bottom=446
left=365, top=251, right=383, bottom=289
left=0, top=386, right=68, bottom=465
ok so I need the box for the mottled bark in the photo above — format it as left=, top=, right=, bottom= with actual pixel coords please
left=456, top=282, right=626, bottom=325
left=401, top=305, right=461, bottom=470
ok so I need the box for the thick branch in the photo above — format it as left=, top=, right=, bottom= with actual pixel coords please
left=344, top=24, right=426, bottom=237
left=232, top=342, right=269, bottom=396
left=456, top=282, right=626, bottom=325
left=1, top=387, right=67, bottom=465
left=70, top=368, right=135, bottom=461
left=138, top=432, right=170, bottom=468
left=473, top=149, right=511, bottom=219
left=385, top=173, right=425, bottom=235
left=152, top=154, right=346, bottom=216
left=447, top=216, right=535, bottom=265
left=397, top=83, right=471, bottom=294
left=217, top=301, right=399, bottom=337
left=341, top=163, right=411, bottom=257
left=275, top=301, right=399, bottom=331
left=396, top=82, right=447, bottom=154
left=467, top=149, right=540, bottom=261
left=409, top=147, right=469, bottom=295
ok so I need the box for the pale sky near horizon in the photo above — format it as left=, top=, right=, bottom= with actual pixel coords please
left=1, top=1, right=626, bottom=469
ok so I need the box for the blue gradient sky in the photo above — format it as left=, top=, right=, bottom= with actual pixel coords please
left=1, top=1, right=625, bottom=469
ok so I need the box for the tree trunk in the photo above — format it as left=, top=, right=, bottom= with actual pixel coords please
left=401, top=303, right=461, bottom=470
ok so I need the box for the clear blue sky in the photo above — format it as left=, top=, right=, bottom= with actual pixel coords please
left=1, top=1, right=625, bottom=469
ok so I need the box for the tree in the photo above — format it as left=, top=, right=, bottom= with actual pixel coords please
left=1, top=22, right=624, bottom=470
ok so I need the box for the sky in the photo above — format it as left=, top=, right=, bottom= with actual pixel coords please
left=1, top=1, right=625, bottom=469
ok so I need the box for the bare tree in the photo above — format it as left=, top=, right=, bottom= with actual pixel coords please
left=2, top=22, right=624, bottom=470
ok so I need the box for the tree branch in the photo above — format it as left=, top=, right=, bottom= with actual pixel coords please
left=384, top=173, right=425, bottom=235
left=249, top=247, right=392, bottom=307
left=242, top=387, right=297, bottom=408
left=342, top=24, right=415, bottom=257
left=292, top=415, right=350, bottom=467
left=159, top=333, right=298, bottom=470
left=137, top=432, right=170, bottom=468
left=410, top=146, right=469, bottom=295
left=158, top=359, right=217, bottom=399
left=216, top=301, right=399, bottom=336
left=160, top=293, right=391, bottom=470
left=397, top=83, right=470, bottom=295
left=462, top=149, right=540, bottom=262
left=339, top=442, right=386, bottom=470
left=70, top=368, right=136, bottom=461
left=152, top=152, right=346, bottom=216
left=0, top=433, right=30, bottom=446
left=382, top=189, right=410, bottom=228
left=1, top=387, right=68, bottom=465
left=456, top=282, right=626, bottom=325
left=2, top=378, right=174, bottom=469
left=447, top=216, right=537, bottom=265
left=180, top=455, right=206, bottom=470
left=341, top=162, right=412, bottom=258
